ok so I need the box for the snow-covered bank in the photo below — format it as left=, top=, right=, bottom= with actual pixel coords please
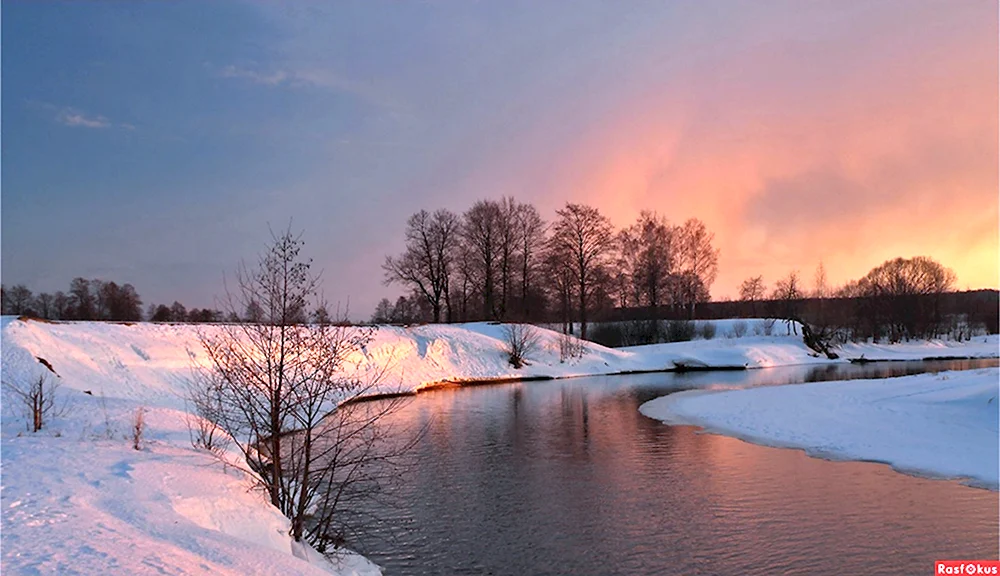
left=1, top=316, right=380, bottom=576
left=4, top=318, right=994, bottom=401
left=640, top=368, right=1000, bottom=489
left=2, top=317, right=996, bottom=573
left=838, top=337, right=1000, bottom=362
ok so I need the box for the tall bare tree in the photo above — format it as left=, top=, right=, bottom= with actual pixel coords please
left=493, top=197, right=520, bottom=320
left=547, top=203, right=615, bottom=340
left=461, top=200, right=503, bottom=319
left=674, top=218, right=719, bottom=318
left=772, top=271, right=803, bottom=334
left=618, top=211, right=675, bottom=310
left=383, top=209, right=461, bottom=323
left=194, top=227, right=409, bottom=554
left=813, top=262, right=829, bottom=299
left=35, top=293, right=54, bottom=319
left=6, top=285, right=34, bottom=316
left=69, top=278, right=94, bottom=320
left=738, top=275, right=767, bottom=316
left=513, top=202, right=546, bottom=319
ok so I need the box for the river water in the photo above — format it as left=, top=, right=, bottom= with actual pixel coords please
left=349, top=359, right=999, bottom=575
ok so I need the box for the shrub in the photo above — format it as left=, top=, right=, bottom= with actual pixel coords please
left=132, top=406, right=146, bottom=450
left=503, top=323, right=541, bottom=368
left=697, top=322, right=717, bottom=340
left=588, top=322, right=625, bottom=348
left=761, top=318, right=776, bottom=336
left=2, top=374, right=62, bottom=432
left=558, top=331, right=585, bottom=362
left=729, top=320, right=748, bottom=338
left=666, top=320, right=695, bottom=342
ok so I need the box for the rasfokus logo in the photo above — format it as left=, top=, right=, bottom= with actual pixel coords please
left=935, top=561, right=1000, bottom=575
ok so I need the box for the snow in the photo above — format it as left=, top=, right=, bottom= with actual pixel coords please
left=1, top=319, right=381, bottom=576
left=640, top=368, right=1000, bottom=489
left=838, top=337, right=1000, bottom=361
left=1, top=316, right=996, bottom=573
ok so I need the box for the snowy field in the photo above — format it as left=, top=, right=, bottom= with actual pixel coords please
left=1, top=316, right=996, bottom=574
left=641, top=368, right=1000, bottom=489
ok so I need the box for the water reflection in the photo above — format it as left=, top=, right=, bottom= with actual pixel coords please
left=351, top=360, right=999, bottom=575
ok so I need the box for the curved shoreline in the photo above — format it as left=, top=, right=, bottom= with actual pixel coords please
left=639, top=369, right=1000, bottom=491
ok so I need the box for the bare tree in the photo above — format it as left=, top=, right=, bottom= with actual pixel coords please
left=854, top=256, right=956, bottom=341
left=543, top=248, right=575, bottom=335
left=170, top=301, right=188, bottom=322
left=674, top=219, right=719, bottom=318
left=813, top=262, right=829, bottom=299
left=35, top=292, right=54, bottom=319
left=514, top=202, right=546, bottom=319
left=193, top=227, right=410, bottom=554
left=3, top=374, right=62, bottom=432
left=738, top=275, right=767, bottom=316
left=7, top=284, right=34, bottom=316
left=383, top=209, right=461, bottom=323
left=547, top=203, right=615, bottom=340
left=370, top=298, right=394, bottom=324
left=461, top=200, right=503, bottom=320
left=494, top=197, right=520, bottom=320
left=69, top=277, right=94, bottom=320
left=772, top=271, right=803, bottom=335
left=618, top=211, right=675, bottom=310
left=52, top=291, right=70, bottom=319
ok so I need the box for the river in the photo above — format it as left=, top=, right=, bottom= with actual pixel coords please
left=348, top=359, right=999, bottom=575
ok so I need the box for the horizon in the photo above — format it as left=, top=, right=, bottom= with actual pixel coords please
left=3, top=1, right=998, bottom=318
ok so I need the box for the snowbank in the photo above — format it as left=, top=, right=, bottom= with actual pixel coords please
left=640, top=368, right=1000, bottom=489
left=1, top=319, right=380, bottom=576
left=839, top=336, right=999, bottom=361
left=0, top=318, right=840, bottom=404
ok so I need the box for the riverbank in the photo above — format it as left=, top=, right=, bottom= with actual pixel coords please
left=3, top=318, right=995, bottom=399
left=2, top=316, right=996, bottom=573
left=640, top=367, right=1000, bottom=489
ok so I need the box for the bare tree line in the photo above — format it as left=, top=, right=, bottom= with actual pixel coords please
left=0, top=278, right=279, bottom=324
left=736, top=257, right=978, bottom=343
left=1, top=278, right=144, bottom=321
left=381, top=199, right=720, bottom=340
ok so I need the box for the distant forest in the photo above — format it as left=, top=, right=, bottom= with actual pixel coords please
left=0, top=278, right=226, bottom=323
left=3, top=198, right=996, bottom=347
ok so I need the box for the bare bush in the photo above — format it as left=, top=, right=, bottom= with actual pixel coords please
left=666, top=319, right=695, bottom=342
left=558, top=331, right=584, bottom=362
left=729, top=320, right=748, bottom=338
left=3, top=374, right=62, bottom=432
left=132, top=407, right=146, bottom=450
left=503, top=323, right=541, bottom=368
left=761, top=318, right=776, bottom=336
left=697, top=322, right=717, bottom=340
left=187, top=379, right=228, bottom=454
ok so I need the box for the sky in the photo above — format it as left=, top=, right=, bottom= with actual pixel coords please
left=2, top=0, right=997, bottom=317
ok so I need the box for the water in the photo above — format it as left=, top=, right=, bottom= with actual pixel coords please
left=349, top=360, right=999, bottom=575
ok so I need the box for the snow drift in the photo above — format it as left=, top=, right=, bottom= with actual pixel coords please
left=640, top=368, right=1000, bottom=489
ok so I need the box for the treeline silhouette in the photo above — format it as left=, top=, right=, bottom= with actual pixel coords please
left=378, top=198, right=994, bottom=345
left=380, top=198, right=719, bottom=340
left=0, top=278, right=228, bottom=323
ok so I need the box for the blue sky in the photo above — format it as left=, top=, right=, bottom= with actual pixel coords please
left=3, top=1, right=996, bottom=316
